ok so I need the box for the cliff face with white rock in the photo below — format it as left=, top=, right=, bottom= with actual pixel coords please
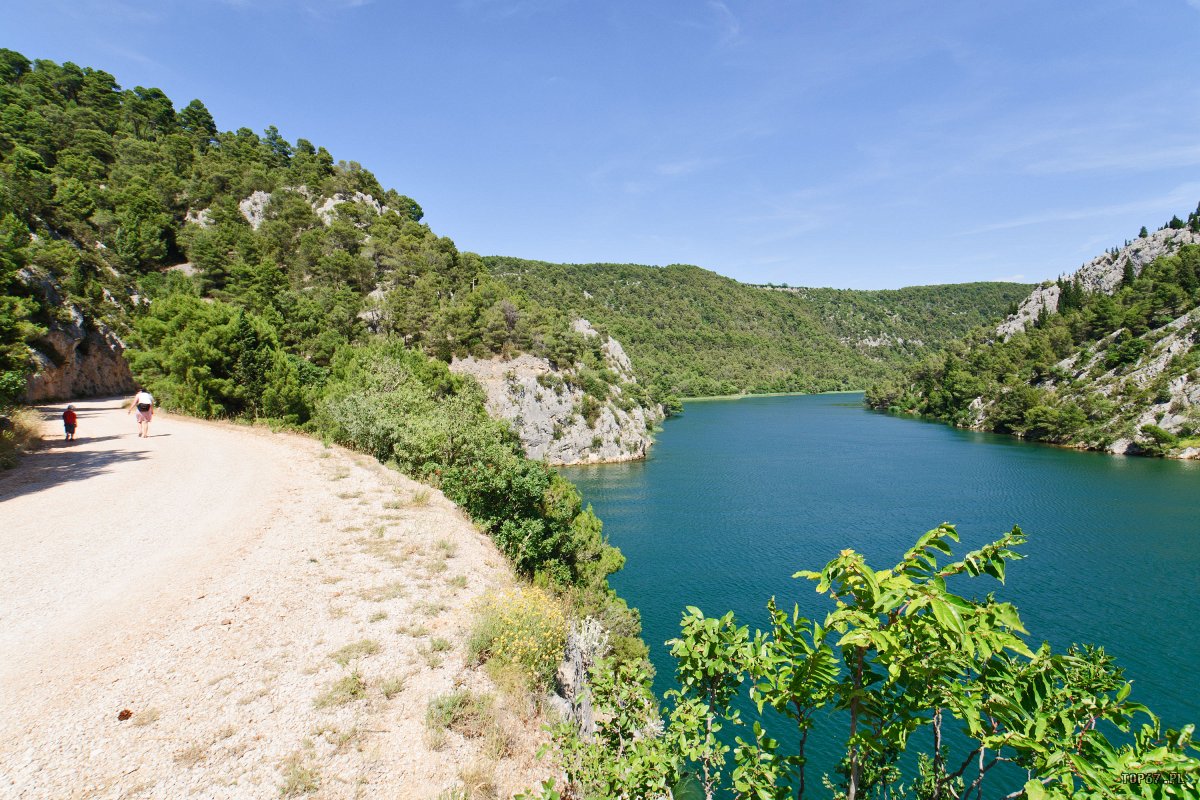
left=450, top=320, right=664, bottom=465
left=1039, top=305, right=1200, bottom=458
left=977, top=227, right=1200, bottom=458
left=19, top=269, right=135, bottom=402
left=997, top=228, right=1200, bottom=339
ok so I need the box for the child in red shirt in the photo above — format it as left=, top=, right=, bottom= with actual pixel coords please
left=63, top=404, right=77, bottom=441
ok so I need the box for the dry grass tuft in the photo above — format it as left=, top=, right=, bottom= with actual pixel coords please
left=359, top=582, right=407, bottom=602
left=380, top=675, right=406, bottom=699
left=131, top=707, right=161, bottom=726
left=314, top=671, right=367, bottom=708
left=458, top=761, right=500, bottom=799
left=0, top=408, right=42, bottom=470
left=329, top=639, right=380, bottom=666
left=174, top=742, right=208, bottom=767
left=425, top=690, right=495, bottom=739
left=279, top=753, right=320, bottom=796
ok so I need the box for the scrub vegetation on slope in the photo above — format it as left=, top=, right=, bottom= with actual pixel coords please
left=486, top=256, right=1031, bottom=397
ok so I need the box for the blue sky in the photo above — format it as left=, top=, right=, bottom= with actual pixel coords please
left=6, top=1, right=1200, bottom=288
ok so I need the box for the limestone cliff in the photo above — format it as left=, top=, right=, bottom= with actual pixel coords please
left=980, top=227, right=1200, bottom=458
left=997, top=228, right=1200, bottom=339
left=450, top=320, right=664, bottom=465
left=1042, top=306, right=1200, bottom=457
left=18, top=269, right=135, bottom=402
left=208, top=188, right=389, bottom=231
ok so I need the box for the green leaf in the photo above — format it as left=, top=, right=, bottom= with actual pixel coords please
left=929, top=598, right=966, bottom=635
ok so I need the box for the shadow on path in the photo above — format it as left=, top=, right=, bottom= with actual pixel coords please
left=0, top=447, right=149, bottom=503
left=42, top=434, right=130, bottom=447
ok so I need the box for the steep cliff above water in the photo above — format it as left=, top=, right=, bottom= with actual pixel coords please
left=868, top=215, right=1200, bottom=458
left=451, top=320, right=663, bottom=465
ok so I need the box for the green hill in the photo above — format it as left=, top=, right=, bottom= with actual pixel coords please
left=866, top=221, right=1200, bottom=458
left=486, top=256, right=1031, bottom=397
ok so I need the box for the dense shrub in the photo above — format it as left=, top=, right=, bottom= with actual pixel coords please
left=315, top=342, right=629, bottom=607
left=0, top=406, right=41, bottom=469
left=126, top=293, right=306, bottom=421
left=467, top=586, right=567, bottom=691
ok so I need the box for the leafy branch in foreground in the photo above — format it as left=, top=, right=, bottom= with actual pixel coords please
left=548, top=524, right=1200, bottom=799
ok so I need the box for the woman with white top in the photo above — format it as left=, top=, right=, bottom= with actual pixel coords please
left=127, top=387, right=154, bottom=438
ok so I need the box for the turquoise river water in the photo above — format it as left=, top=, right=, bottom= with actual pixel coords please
left=561, top=392, right=1200, bottom=791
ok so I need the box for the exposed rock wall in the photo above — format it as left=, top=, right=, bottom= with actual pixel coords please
left=17, top=267, right=136, bottom=402
left=1045, top=308, right=1200, bottom=456
left=972, top=228, right=1200, bottom=459
left=450, top=321, right=663, bottom=465
left=997, top=228, right=1200, bottom=339
left=23, top=307, right=135, bottom=402
left=217, top=189, right=390, bottom=231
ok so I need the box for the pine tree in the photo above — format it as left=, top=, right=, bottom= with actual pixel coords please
left=230, top=311, right=274, bottom=416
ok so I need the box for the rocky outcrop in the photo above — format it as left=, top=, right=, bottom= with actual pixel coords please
left=963, top=226, right=1200, bottom=459
left=237, top=190, right=273, bottom=230
left=314, top=191, right=387, bottom=225
left=1044, top=308, right=1200, bottom=456
left=19, top=188, right=397, bottom=403
left=997, top=228, right=1200, bottom=339
left=550, top=617, right=608, bottom=740
left=16, top=267, right=135, bottom=402
left=213, top=189, right=391, bottom=231
left=23, top=307, right=134, bottom=402
left=450, top=321, right=664, bottom=465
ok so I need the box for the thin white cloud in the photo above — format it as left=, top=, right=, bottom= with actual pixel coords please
left=1024, top=143, right=1200, bottom=175
left=84, top=0, right=162, bottom=23
left=739, top=195, right=839, bottom=245
left=1189, top=0, right=1200, bottom=11
left=654, top=157, right=722, bottom=177
left=213, top=0, right=373, bottom=12
left=456, top=0, right=560, bottom=19
left=95, top=42, right=162, bottom=70
left=707, top=0, right=742, bottom=46
left=952, top=182, right=1200, bottom=236
left=673, top=0, right=744, bottom=48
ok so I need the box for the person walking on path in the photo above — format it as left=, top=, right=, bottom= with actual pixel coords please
left=128, top=388, right=154, bottom=438
left=62, top=405, right=77, bottom=441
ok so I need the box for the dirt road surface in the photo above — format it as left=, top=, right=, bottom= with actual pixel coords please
left=0, top=398, right=550, bottom=799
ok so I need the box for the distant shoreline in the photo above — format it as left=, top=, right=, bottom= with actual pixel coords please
left=683, top=389, right=865, bottom=403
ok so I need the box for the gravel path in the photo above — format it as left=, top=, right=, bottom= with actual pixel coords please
left=0, top=398, right=551, bottom=799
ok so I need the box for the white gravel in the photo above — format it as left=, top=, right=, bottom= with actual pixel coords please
left=0, top=398, right=553, bottom=799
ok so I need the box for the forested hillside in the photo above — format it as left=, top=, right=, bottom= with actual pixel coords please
left=867, top=219, right=1200, bottom=458
left=0, top=49, right=648, bottom=660
left=487, top=256, right=1031, bottom=396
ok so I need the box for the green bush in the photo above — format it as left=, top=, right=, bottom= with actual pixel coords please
left=127, top=293, right=307, bottom=421
left=315, top=341, right=626, bottom=592
left=467, top=586, right=567, bottom=691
